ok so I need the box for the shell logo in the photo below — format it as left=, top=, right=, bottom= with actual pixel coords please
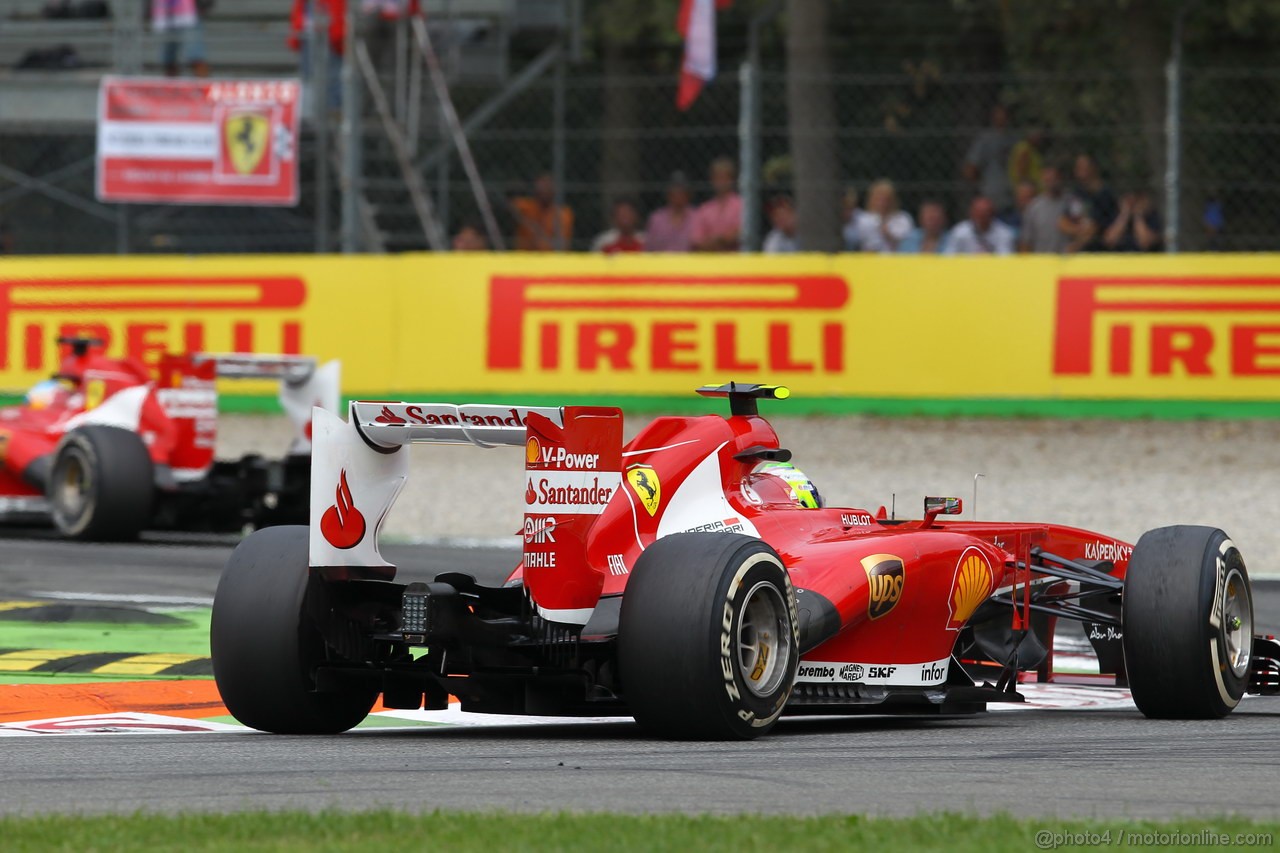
left=947, top=550, right=993, bottom=630
left=526, top=436, right=541, bottom=465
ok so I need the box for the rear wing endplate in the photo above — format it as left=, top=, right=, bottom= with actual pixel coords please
left=193, top=353, right=340, bottom=453
left=309, top=402, right=563, bottom=570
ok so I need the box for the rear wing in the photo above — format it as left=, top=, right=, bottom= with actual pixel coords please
left=158, top=353, right=341, bottom=457
left=310, top=401, right=623, bottom=625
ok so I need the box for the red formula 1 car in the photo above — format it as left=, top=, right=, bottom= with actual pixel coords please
left=0, top=336, right=339, bottom=540
left=211, top=383, right=1280, bottom=739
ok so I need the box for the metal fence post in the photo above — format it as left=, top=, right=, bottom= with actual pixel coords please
left=114, top=0, right=144, bottom=254
left=340, top=0, right=362, bottom=253
left=740, top=1, right=781, bottom=252
left=552, top=45, right=567, bottom=251
left=314, top=7, right=331, bottom=253
left=738, top=59, right=758, bottom=252
left=1164, top=2, right=1190, bottom=253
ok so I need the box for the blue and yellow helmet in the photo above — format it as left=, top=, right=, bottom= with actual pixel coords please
left=753, top=461, right=824, bottom=509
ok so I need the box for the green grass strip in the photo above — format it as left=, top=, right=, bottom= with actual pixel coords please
left=5, top=391, right=1279, bottom=419
left=0, top=810, right=1275, bottom=852
left=0, top=609, right=210, bottom=661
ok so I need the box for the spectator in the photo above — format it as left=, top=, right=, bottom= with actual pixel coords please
left=691, top=157, right=743, bottom=252
left=963, top=104, right=1016, bottom=214
left=1203, top=195, right=1225, bottom=250
left=851, top=179, right=914, bottom=253
left=946, top=196, right=1016, bottom=255
left=1008, top=127, right=1047, bottom=191
left=645, top=172, right=695, bottom=252
left=841, top=186, right=863, bottom=250
left=591, top=199, right=646, bottom=254
left=1019, top=164, right=1071, bottom=253
left=452, top=222, right=488, bottom=251
left=762, top=196, right=799, bottom=254
left=511, top=172, right=573, bottom=251
left=898, top=200, right=950, bottom=254
left=290, top=0, right=345, bottom=114
left=153, top=0, right=209, bottom=77
left=1062, top=153, right=1117, bottom=252
left=1104, top=190, right=1162, bottom=252
left=1000, top=179, right=1038, bottom=234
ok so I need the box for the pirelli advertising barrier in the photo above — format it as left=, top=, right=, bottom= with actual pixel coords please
left=2, top=253, right=1279, bottom=415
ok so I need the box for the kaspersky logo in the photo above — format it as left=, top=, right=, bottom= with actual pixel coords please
left=1054, top=276, right=1280, bottom=379
left=0, top=276, right=305, bottom=374
left=486, top=275, right=849, bottom=374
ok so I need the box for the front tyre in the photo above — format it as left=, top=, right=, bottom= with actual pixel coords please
left=1122, top=525, right=1253, bottom=719
left=618, top=533, right=798, bottom=740
left=211, top=525, right=377, bottom=734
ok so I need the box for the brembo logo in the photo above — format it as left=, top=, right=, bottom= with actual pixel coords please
left=1054, top=276, right=1280, bottom=378
left=0, top=277, right=305, bottom=372
left=486, top=275, right=849, bottom=374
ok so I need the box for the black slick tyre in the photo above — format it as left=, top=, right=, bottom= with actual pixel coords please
left=211, top=525, right=377, bottom=734
left=1122, top=525, right=1253, bottom=719
left=47, top=425, right=154, bottom=541
left=618, top=533, right=799, bottom=740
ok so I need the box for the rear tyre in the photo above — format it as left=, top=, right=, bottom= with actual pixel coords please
left=1122, top=525, right=1253, bottom=719
left=619, top=533, right=798, bottom=740
left=47, top=425, right=153, bottom=541
left=211, top=525, right=377, bottom=734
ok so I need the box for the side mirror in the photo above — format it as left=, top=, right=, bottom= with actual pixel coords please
left=924, top=496, right=963, bottom=517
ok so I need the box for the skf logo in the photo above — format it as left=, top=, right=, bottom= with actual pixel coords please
left=0, top=277, right=305, bottom=376
left=486, top=275, right=848, bottom=374
left=861, top=554, right=904, bottom=620
left=1054, top=276, right=1280, bottom=379
left=947, top=548, right=993, bottom=631
left=626, top=465, right=661, bottom=516
left=320, top=469, right=365, bottom=550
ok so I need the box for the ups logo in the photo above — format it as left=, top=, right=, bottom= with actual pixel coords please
left=861, top=554, right=905, bottom=620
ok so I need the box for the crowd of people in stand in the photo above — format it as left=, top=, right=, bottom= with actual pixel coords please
left=477, top=104, right=1165, bottom=255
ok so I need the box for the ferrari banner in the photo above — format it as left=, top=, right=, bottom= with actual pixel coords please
left=2, top=253, right=1280, bottom=415
left=96, top=77, right=301, bottom=205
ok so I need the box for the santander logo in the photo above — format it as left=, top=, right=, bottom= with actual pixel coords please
left=374, top=405, right=406, bottom=424
left=321, top=469, right=366, bottom=549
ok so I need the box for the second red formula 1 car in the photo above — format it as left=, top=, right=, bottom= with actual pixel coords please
left=211, top=383, right=1280, bottom=739
left=0, top=336, right=339, bottom=540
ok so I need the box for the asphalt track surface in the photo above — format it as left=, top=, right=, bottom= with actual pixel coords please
left=2, top=530, right=1279, bottom=819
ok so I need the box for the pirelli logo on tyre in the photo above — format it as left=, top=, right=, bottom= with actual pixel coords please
left=1054, top=276, right=1280, bottom=381
left=486, top=275, right=850, bottom=376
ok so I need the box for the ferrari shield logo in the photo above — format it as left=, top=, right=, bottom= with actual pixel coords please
left=224, top=111, right=270, bottom=175
left=626, top=465, right=661, bottom=516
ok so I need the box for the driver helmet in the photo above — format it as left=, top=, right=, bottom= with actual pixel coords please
left=752, top=461, right=824, bottom=509
left=25, top=378, right=72, bottom=411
